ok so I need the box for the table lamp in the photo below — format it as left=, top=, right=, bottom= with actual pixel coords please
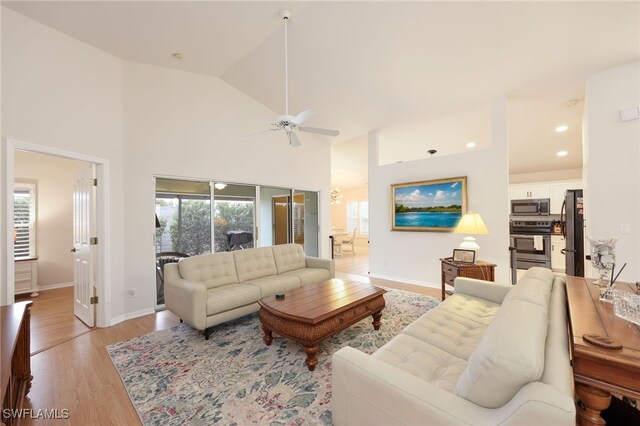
left=454, top=212, right=489, bottom=259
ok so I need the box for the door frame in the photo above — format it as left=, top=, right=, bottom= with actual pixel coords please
left=4, top=138, right=110, bottom=327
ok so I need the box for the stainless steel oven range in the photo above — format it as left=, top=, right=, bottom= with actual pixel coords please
left=510, top=219, right=552, bottom=269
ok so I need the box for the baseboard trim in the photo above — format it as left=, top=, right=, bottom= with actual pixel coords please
left=368, top=273, right=440, bottom=289
left=38, top=281, right=74, bottom=291
left=110, top=308, right=155, bottom=326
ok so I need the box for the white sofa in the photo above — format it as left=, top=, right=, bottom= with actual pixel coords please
left=332, top=268, right=576, bottom=425
left=165, top=244, right=334, bottom=339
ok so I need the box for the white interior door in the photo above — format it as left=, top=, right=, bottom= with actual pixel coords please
left=73, top=164, right=96, bottom=327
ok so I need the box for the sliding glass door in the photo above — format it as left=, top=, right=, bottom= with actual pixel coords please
left=154, top=178, right=320, bottom=308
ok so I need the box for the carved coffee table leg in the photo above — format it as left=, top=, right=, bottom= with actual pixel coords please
left=372, top=310, right=383, bottom=330
left=261, top=324, right=273, bottom=346
left=304, top=344, right=319, bottom=371
left=576, top=383, right=611, bottom=426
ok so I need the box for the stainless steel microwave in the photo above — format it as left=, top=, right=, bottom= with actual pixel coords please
left=511, top=198, right=550, bottom=216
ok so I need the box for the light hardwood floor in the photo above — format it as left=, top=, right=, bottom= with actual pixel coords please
left=20, top=256, right=438, bottom=425
left=16, top=287, right=91, bottom=355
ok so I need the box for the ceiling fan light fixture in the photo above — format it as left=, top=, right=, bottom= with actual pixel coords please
left=241, top=9, right=340, bottom=147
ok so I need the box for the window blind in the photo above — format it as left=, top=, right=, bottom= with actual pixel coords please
left=14, top=184, right=35, bottom=259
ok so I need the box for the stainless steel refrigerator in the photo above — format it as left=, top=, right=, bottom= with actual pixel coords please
left=561, top=189, right=584, bottom=276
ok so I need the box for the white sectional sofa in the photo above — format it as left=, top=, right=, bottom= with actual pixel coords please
left=165, top=244, right=334, bottom=339
left=332, top=268, right=576, bottom=425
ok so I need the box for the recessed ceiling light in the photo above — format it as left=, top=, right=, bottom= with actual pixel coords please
left=172, top=53, right=184, bottom=60
left=565, top=99, right=581, bottom=108
left=214, top=183, right=227, bottom=190
left=555, top=125, right=568, bottom=133
left=466, top=141, right=476, bottom=148
left=557, top=151, right=568, bottom=157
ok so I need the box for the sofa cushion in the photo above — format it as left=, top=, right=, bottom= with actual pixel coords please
left=243, top=274, right=301, bottom=297
left=435, top=293, right=501, bottom=326
left=206, top=284, right=261, bottom=315
left=373, top=334, right=467, bottom=392
left=402, top=306, right=493, bottom=360
left=502, top=267, right=553, bottom=311
left=282, top=268, right=331, bottom=286
left=454, top=299, right=548, bottom=408
left=272, top=243, right=307, bottom=273
left=178, top=252, right=238, bottom=289
left=233, top=247, right=278, bottom=282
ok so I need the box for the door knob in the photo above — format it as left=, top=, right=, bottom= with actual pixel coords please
left=70, top=248, right=77, bottom=253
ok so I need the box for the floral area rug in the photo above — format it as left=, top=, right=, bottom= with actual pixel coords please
left=107, top=289, right=439, bottom=425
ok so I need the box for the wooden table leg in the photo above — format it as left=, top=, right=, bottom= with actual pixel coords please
left=261, top=324, right=273, bottom=346
left=304, top=344, right=319, bottom=371
left=372, top=310, right=383, bottom=330
left=576, top=383, right=611, bottom=426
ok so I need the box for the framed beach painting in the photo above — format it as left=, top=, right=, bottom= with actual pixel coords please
left=391, top=176, right=467, bottom=232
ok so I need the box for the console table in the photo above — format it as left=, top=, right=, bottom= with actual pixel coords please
left=440, top=257, right=496, bottom=301
left=564, top=276, right=640, bottom=426
left=1, top=301, right=33, bottom=426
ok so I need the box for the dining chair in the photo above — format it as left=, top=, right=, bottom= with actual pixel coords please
left=342, top=227, right=357, bottom=254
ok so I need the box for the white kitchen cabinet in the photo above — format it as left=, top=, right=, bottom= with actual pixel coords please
left=551, top=235, right=566, bottom=272
left=510, top=183, right=550, bottom=200
left=549, top=180, right=582, bottom=214
left=15, top=258, right=39, bottom=297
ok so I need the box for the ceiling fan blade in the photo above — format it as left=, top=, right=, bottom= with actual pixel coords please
left=298, top=126, right=340, bottom=137
left=291, top=109, right=316, bottom=125
left=287, top=131, right=302, bottom=147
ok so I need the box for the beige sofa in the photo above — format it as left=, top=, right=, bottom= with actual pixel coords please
left=165, top=244, right=334, bottom=339
left=332, top=268, right=576, bottom=425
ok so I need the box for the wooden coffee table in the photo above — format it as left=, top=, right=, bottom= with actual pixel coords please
left=258, top=279, right=387, bottom=371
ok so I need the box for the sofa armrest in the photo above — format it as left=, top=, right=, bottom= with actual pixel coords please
left=164, top=263, right=207, bottom=330
left=306, top=256, right=335, bottom=278
left=454, top=277, right=512, bottom=304
left=332, top=347, right=499, bottom=425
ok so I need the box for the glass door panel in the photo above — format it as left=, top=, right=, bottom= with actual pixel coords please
left=293, top=190, right=319, bottom=257
left=213, top=183, right=256, bottom=251
left=155, top=178, right=211, bottom=307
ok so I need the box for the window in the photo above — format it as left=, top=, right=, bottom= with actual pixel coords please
left=14, top=181, right=36, bottom=259
left=347, top=200, right=369, bottom=237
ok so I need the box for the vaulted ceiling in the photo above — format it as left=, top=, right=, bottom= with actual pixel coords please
left=4, top=1, right=639, bottom=187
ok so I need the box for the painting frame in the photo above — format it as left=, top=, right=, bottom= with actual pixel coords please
left=391, top=176, right=467, bottom=232
left=453, top=249, right=476, bottom=264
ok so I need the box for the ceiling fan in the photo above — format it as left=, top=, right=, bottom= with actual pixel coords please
left=250, top=9, right=339, bottom=147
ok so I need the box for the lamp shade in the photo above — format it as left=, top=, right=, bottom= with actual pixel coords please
left=454, top=213, right=489, bottom=235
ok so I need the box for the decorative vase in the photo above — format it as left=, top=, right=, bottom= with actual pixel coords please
left=587, top=237, right=617, bottom=286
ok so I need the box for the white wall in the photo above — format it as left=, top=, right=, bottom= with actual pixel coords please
left=1, top=9, right=332, bottom=322
left=584, top=61, right=640, bottom=282
left=122, top=61, right=331, bottom=317
left=1, top=8, right=125, bottom=323
left=14, top=151, right=87, bottom=288
left=369, top=98, right=510, bottom=287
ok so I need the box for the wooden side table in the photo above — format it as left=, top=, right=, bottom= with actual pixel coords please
left=440, top=257, right=496, bottom=300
